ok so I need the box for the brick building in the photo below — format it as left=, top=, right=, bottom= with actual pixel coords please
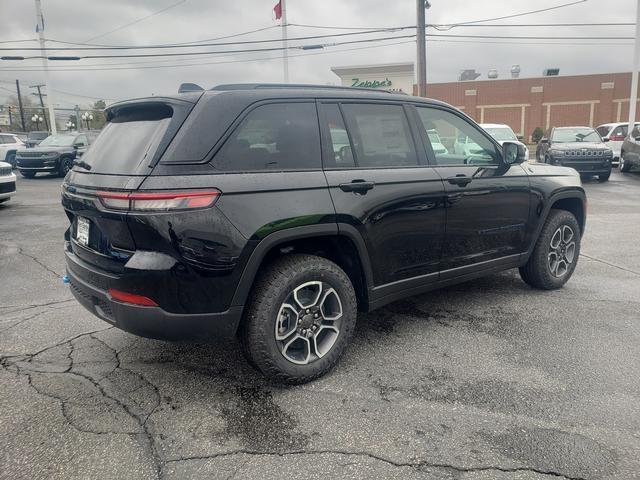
left=423, top=72, right=640, bottom=142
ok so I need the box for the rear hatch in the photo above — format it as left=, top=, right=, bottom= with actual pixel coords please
left=62, top=93, right=201, bottom=272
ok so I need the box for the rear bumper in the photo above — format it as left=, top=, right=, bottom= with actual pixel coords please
left=65, top=247, right=243, bottom=340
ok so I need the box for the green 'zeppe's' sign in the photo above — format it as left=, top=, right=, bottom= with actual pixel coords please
left=351, top=78, right=393, bottom=88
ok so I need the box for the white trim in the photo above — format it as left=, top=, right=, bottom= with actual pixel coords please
left=475, top=103, right=531, bottom=108
left=601, top=82, right=615, bottom=89
left=612, top=98, right=640, bottom=102
left=480, top=107, right=484, bottom=123
left=520, top=105, right=526, bottom=137
left=530, top=86, right=544, bottom=93
left=541, top=100, right=599, bottom=106
left=465, top=89, right=477, bottom=96
left=616, top=101, right=622, bottom=122
left=589, top=103, right=595, bottom=126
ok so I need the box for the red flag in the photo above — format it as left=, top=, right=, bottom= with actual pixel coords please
left=273, top=0, right=282, bottom=20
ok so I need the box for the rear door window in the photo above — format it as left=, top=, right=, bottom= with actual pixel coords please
left=212, top=102, right=321, bottom=171
left=78, top=105, right=172, bottom=175
left=339, top=103, right=419, bottom=168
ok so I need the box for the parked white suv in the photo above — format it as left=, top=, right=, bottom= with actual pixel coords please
left=596, top=122, right=640, bottom=166
left=0, top=133, right=25, bottom=168
left=0, top=161, right=16, bottom=204
left=480, top=123, right=530, bottom=161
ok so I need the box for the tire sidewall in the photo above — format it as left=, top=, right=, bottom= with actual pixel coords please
left=59, top=157, right=73, bottom=177
left=535, top=211, right=581, bottom=288
left=250, top=260, right=357, bottom=381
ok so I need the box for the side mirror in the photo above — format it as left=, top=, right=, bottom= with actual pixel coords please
left=602, top=137, right=610, bottom=142
left=540, top=137, right=549, bottom=144
left=503, top=141, right=527, bottom=165
left=516, top=135, right=524, bottom=141
left=73, top=143, right=85, bottom=148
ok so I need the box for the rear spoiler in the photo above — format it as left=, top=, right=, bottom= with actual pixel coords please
left=178, top=83, right=204, bottom=93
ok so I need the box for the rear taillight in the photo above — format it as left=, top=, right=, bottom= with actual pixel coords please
left=96, top=190, right=220, bottom=211
left=609, top=135, right=625, bottom=141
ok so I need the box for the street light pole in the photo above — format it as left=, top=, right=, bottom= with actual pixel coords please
left=34, top=0, right=57, bottom=134
left=416, top=0, right=430, bottom=97
left=629, top=0, right=640, bottom=133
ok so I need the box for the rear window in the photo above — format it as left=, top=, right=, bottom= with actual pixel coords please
left=78, top=105, right=172, bottom=174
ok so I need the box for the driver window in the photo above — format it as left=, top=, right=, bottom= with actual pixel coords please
left=416, top=107, right=499, bottom=166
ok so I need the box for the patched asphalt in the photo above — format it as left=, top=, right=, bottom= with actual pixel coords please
left=1, top=170, right=639, bottom=480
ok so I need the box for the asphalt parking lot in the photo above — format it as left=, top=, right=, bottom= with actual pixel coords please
left=1, top=170, right=639, bottom=480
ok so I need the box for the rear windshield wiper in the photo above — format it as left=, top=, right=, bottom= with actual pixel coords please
left=73, top=160, right=92, bottom=171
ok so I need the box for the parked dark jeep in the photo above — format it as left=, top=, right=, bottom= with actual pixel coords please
left=17, top=132, right=95, bottom=178
left=62, top=84, right=586, bottom=383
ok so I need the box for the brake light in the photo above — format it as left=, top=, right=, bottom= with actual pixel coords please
left=97, top=190, right=220, bottom=211
left=108, top=288, right=158, bottom=307
left=609, top=134, right=625, bottom=141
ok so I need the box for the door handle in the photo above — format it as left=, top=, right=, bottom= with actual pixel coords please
left=447, top=174, right=473, bottom=187
left=339, top=179, right=375, bottom=193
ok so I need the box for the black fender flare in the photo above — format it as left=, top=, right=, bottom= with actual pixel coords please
left=230, top=223, right=374, bottom=308
left=524, top=188, right=586, bottom=260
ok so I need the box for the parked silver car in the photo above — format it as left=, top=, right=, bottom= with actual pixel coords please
left=596, top=122, right=640, bottom=166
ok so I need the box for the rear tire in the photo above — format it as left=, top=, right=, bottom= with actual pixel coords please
left=620, top=153, right=631, bottom=172
left=519, top=209, right=581, bottom=290
left=20, top=171, right=35, bottom=178
left=598, top=171, right=611, bottom=182
left=239, top=254, right=357, bottom=384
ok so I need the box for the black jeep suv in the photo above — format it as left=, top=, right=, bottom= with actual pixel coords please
left=536, top=126, right=613, bottom=182
left=62, top=84, right=586, bottom=383
left=17, top=132, right=95, bottom=178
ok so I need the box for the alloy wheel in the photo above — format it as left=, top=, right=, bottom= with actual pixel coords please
left=275, top=281, right=343, bottom=365
left=548, top=225, right=576, bottom=278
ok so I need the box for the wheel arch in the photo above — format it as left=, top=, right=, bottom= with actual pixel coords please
left=524, top=189, right=586, bottom=261
left=231, top=224, right=374, bottom=312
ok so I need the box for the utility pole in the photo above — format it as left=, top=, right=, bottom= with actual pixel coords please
left=15, top=80, right=26, bottom=132
left=34, top=0, right=57, bottom=134
left=75, top=105, right=81, bottom=132
left=629, top=0, right=640, bottom=133
left=281, top=0, right=289, bottom=83
left=416, top=1, right=430, bottom=97
left=30, top=84, right=49, bottom=131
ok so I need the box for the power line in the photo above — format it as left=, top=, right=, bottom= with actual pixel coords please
left=0, top=39, right=416, bottom=73
left=83, top=0, right=188, bottom=43
left=434, top=0, right=588, bottom=28
left=3, top=32, right=635, bottom=62
left=47, top=25, right=281, bottom=48
left=0, top=27, right=413, bottom=51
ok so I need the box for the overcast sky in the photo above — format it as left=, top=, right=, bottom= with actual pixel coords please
left=0, top=0, right=637, bottom=108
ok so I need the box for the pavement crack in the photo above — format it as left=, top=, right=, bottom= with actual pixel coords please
left=17, top=247, right=63, bottom=278
left=164, top=450, right=586, bottom=480
left=580, top=253, right=640, bottom=276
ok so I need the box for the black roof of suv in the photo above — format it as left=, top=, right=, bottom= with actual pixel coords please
left=62, top=84, right=587, bottom=383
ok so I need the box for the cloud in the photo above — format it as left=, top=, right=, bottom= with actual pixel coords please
left=0, top=0, right=636, bottom=107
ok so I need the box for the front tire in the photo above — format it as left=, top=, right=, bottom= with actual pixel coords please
left=239, top=254, right=357, bottom=384
left=58, top=157, right=73, bottom=177
left=20, top=171, right=35, bottom=178
left=598, top=171, right=611, bottom=182
left=519, top=209, right=581, bottom=290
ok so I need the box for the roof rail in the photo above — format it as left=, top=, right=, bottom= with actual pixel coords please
left=210, top=83, right=393, bottom=94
